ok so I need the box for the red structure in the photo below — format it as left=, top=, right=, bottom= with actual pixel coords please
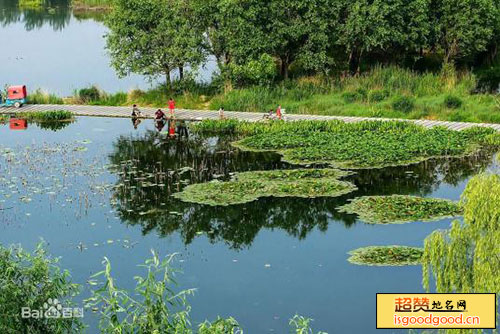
left=9, top=118, right=28, bottom=130
left=7, top=85, right=27, bottom=100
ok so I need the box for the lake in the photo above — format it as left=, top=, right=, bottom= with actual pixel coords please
left=0, top=0, right=216, bottom=96
left=0, top=116, right=497, bottom=333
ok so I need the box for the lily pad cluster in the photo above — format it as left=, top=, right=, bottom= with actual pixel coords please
left=348, top=246, right=424, bottom=266
left=338, top=195, right=462, bottom=224
left=173, top=169, right=357, bottom=206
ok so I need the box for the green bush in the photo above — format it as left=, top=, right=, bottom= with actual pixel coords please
left=78, top=86, right=101, bottom=103
left=0, top=243, right=82, bottom=334
left=368, top=89, right=389, bottom=103
left=443, top=95, right=463, bottom=109
left=392, top=96, right=415, bottom=113
left=229, top=54, right=278, bottom=86
left=342, top=91, right=363, bottom=103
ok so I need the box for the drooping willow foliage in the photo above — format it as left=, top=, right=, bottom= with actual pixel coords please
left=422, top=174, right=500, bottom=332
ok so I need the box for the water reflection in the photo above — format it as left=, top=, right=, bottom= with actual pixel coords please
left=0, top=0, right=103, bottom=30
left=108, top=130, right=495, bottom=249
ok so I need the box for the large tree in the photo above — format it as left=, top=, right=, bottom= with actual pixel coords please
left=335, top=0, right=431, bottom=74
left=106, top=0, right=206, bottom=86
left=430, top=0, right=496, bottom=66
left=265, top=0, right=336, bottom=78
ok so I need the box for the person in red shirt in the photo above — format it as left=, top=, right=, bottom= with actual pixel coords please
left=276, top=105, right=282, bottom=120
left=168, top=98, right=175, bottom=116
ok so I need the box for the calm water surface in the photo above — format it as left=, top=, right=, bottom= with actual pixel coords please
left=0, top=0, right=215, bottom=95
left=0, top=117, right=497, bottom=333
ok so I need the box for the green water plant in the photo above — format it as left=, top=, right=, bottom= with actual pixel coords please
left=348, top=246, right=424, bottom=266
left=173, top=169, right=357, bottom=206
left=338, top=195, right=462, bottom=224
left=226, top=120, right=499, bottom=168
left=17, top=110, right=74, bottom=122
left=18, top=0, right=44, bottom=9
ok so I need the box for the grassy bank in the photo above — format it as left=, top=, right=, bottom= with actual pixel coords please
left=28, top=67, right=500, bottom=123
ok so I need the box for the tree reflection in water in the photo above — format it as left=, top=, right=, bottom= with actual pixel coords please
left=108, top=130, right=495, bottom=250
left=0, top=0, right=104, bottom=31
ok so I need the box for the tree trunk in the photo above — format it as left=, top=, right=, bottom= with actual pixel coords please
left=281, top=56, right=289, bottom=80
left=165, top=69, right=171, bottom=88
left=179, top=66, right=184, bottom=80
left=348, top=49, right=361, bottom=76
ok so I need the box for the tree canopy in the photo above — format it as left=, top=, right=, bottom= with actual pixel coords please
left=105, top=0, right=500, bottom=84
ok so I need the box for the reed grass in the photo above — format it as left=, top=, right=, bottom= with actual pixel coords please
left=28, top=89, right=64, bottom=105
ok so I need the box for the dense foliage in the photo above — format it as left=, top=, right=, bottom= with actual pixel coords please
left=338, top=195, right=462, bottom=224
left=348, top=246, right=424, bottom=266
left=174, top=169, right=356, bottom=206
left=195, top=120, right=500, bottom=168
left=0, top=243, right=83, bottom=334
left=0, top=244, right=325, bottom=333
left=104, top=0, right=500, bottom=83
left=422, top=174, right=500, bottom=296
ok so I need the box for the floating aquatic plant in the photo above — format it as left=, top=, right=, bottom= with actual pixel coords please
left=348, top=246, right=424, bottom=266
left=173, top=169, right=357, bottom=206
left=192, top=120, right=500, bottom=169
left=17, top=110, right=74, bottom=122
left=338, top=195, right=462, bottom=224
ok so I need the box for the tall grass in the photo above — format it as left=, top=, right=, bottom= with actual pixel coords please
left=28, top=89, right=64, bottom=105
left=26, top=67, right=500, bottom=124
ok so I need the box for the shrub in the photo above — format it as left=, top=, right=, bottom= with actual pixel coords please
left=443, top=95, right=463, bottom=109
left=368, top=89, right=389, bottom=103
left=342, top=91, right=363, bottom=103
left=392, top=96, right=415, bottom=113
left=78, top=86, right=101, bottom=103
left=229, top=54, right=278, bottom=86
left=0, top=243, right=82, bottom=334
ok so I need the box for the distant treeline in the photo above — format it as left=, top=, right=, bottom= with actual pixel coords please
left=106, top=0, right=500, bottom=86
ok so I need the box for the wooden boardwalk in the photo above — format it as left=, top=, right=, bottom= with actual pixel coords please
left=2, top=104, right=500, bottom=132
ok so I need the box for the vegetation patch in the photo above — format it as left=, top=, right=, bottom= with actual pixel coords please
left=222, top=120, right=499, bottom=169
left=17, top=110, right=74, bottom=122
left=338, top=195, right=462, bottom=224
left=348, top=246, right=424, bottom=266
left=173, top=169, right=357, bottom=206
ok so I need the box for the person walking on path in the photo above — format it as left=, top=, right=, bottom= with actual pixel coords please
left=276, top=105, right=282, bottom=120
left=218, top=107, right=225, bottom=119
left=168, top=98, right=176, bottom=117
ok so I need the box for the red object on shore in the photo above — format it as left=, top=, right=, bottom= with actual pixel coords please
left=9, top=118, right=28, bottom=130
left=7, top=85, right=27, bottom=100
left=168, top=99, right=175, bottom=111
left=276, top=106, right=282, bottom=119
